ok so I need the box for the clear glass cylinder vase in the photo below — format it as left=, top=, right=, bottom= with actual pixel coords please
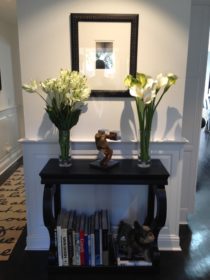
left=58, top=129, right=71, bottom=167
left=138, top=129, right=151, bottom=168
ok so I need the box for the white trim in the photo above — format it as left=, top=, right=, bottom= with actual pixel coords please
left=0, top=146, right=22, bottom=175
left=158, top=234, right=181, bottom=251
left=25, top=231, right=49, bottom=251
left=0, top=105, right=21, bottom=113
left=182, top=3, right=210, bottom=224
left=19, top=137, right=188, bottom=144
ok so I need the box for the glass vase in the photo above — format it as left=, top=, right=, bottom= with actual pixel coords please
left=138, top=129, right=151, bottom=168
left=58, top=129, right=71, bottom=167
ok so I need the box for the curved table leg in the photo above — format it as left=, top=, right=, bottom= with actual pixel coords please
left=144, top=186, right=155, bottom=226
left=151, top=184, right=167, bottom=268
left=43, top=184, right=57, bottom=265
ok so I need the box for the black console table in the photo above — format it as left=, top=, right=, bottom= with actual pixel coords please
left=39, top=158, right=169, bottom=270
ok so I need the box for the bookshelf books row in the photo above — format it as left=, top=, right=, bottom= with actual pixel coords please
left=55, top=209, right=111, bottom=267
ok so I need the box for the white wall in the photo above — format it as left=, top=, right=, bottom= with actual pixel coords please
left=17, top=0, right=190, bottom=142
left=0, top=19, right=24, bottom=174
left=181, top=0, right=210, bottom=223
left=17, top=0, right=191, bottom=250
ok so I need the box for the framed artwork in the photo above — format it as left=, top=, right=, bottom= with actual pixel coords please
left=70, top=13, right=139, bottom=97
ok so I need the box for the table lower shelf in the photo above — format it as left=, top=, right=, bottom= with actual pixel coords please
left=47, top=263, right=160, bottom=274
left=47, top=246, right=161, bottom=273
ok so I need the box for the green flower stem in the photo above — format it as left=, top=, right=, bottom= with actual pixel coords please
left=34, top=90, right=48, bottom=103
left=59, top=130, right=70, bottom=161
left=154, top=88, right=167, bottom=111
left=140, top=129, right=151, bottom=162
left=136, top=98, right=153, bottom=163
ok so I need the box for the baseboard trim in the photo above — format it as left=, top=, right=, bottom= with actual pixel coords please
left=0, top=156, right=23, bottom=185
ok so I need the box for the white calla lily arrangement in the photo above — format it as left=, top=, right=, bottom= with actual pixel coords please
left=124, top=72, right=178, bottom=167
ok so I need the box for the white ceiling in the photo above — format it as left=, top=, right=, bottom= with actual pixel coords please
left=0, top=0, right=16, bottom=24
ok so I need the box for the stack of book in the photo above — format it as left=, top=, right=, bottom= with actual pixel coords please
left=55, top=209, right=111, bottom=267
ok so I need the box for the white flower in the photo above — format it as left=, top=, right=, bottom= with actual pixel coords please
left=129, top=85, right=144, bottom=99
left=146, top=78, right=157, bottom=89
left=167, top=73, right=178, bottom=87
left=22, top=80, right=38, bottom=93
left=156, top=73, right=168, bottom=89
left=22, top=69, right=91, bottom=129
left=143, top=87, right=156, bottom=104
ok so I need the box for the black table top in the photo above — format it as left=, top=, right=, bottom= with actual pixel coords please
left=39, top=159, right=169, bottom=186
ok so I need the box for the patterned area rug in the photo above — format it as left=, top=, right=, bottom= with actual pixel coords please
left=0, top=166, right=26, bottom=261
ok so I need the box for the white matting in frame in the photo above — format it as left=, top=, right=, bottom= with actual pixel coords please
left=78, top=22, right=131, bottom=91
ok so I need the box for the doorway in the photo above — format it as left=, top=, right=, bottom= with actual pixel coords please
left=202, top=32, right=210, bottom=131
left=197, top=31, right=210, bottom=191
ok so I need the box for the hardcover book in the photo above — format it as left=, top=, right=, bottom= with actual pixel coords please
left=67, top=210, right=76, bottom=265
left=61, top=211, right=70, bottom=266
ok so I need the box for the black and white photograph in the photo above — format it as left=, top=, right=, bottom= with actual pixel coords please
left=95, top=41, right=113, bottom=70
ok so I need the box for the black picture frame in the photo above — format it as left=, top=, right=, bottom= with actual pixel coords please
left=70, top=13, right=139, bottom=97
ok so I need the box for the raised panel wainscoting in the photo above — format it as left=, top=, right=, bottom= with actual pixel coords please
left=20, top=139, right=186, bottom=251
left=0, top=107, right=22, bottom=175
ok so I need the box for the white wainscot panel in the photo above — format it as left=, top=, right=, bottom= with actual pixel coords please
left=21, top=139, right=185, bottom=251
left=180, top=144, right=196, bottom=224
left=0, top=107, right=22, bottom=174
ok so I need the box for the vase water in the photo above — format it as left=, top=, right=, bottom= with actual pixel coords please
left=138, top=129, right=151, bottom=168
left=58, top=129, right=71, bottom=167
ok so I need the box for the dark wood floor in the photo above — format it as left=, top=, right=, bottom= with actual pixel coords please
left=1, top=129, right=210, bottom=280
left=0, top=224, right=192, bottom=280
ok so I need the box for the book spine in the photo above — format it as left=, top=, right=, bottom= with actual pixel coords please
left=102, top=210, right=109, bottom=265
left=90, top=231, right=95, bottom=266
left=75, top=232, right=80, bottom=265
left=94, top=235, right=100, bottom=264
left=54, top=227, right=58, bottom=264
left=84, top=233, right=89, bottom=266
left=99, top=227, right=103, bottom=265
left=57, top=225, right=62, bottom=266
left=90, top=215, right=95, bottom=266
left=79, top=230, right=85, bottom=265
left=61, top=227, right=69, bottom=266
left=72, top=230, right=76, bottom=265
left=94, top=211, right=101, bottom=266
left=67, top=229, right=73, bottom=265
left=84, top=216, right=89, bottom=266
